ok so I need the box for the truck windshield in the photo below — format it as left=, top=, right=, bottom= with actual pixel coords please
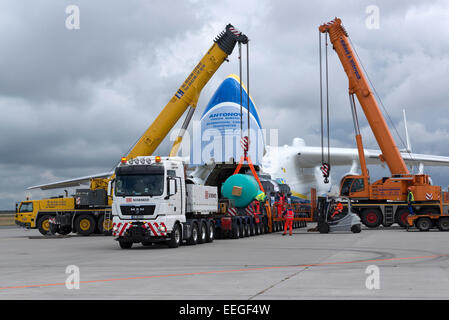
left=19, top=202, right=33, bottom=213
left=340, top=178, right=353, bottom=196
left=115, top=174, right=164, bottom=197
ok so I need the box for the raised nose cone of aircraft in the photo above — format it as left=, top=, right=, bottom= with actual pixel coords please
left=190, top=74, right=264, bottom=165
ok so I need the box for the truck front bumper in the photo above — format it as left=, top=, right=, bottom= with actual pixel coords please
left=114, top=224, right=170, bottom=243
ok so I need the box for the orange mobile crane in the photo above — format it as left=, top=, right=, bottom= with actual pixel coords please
left=319, top=18, right=449, bottom=231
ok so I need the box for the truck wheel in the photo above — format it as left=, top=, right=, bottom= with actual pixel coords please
left=141, top=241, right=153, bottom=246
left=416, top=217, right=432, bottom=232
left=239, top=223, right=244, bottom=238
left=119, top=240, right=133, bottom=249
left=167, top=223, right=181, bottom=248
left=187, top=223, right=199, bottom=245
left=75, top=215, right=96, bottom=236
left=198, top=222, right=207, bottom=244
left=254, top=221, right=259, bottom=235
left=37, top=215, right=51, bottom=235
left=361, top=209, right=382, bottom=228
left=57, top=226, right=72, bottom=235
left=98, top=215, right=113, bottom=235
left=395, top=209, right=409, bottom=228
left=231, top=223, right=240, bottom=239
left=437, top=217, right=449, bottom=231
left=206, top=222, right=215, bottom=243
left=351, top=224, right=362, bottom=233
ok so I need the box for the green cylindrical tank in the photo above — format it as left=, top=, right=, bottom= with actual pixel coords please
left=221, top=174, right=260, bottom=208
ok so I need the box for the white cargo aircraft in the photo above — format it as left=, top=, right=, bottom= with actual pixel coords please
left=28, top=76, right=449, bottom=202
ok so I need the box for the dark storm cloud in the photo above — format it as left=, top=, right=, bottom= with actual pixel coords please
left=1, top=0, right=449, bottom=208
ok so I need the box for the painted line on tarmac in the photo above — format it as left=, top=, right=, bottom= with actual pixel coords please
left=0, top=254, right=447, bottom=291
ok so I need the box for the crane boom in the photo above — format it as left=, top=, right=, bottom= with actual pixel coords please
left=319, top=18, right=409, bottom=176
left=127, top=24, right=248, bottom=160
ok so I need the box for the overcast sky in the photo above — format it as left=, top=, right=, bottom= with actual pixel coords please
left=1, top=0, right=449, bottom=209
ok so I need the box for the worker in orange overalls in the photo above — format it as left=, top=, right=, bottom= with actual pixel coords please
left=283, top=206, right=294, bottom=236
left=331, top=201, right=343, bottom=219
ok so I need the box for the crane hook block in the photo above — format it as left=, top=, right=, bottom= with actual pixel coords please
left=214, top=24, right=249, bottom=55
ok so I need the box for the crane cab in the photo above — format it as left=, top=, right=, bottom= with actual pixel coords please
left=339, top=175, right=370, bottom=199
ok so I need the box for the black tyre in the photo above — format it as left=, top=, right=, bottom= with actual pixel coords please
left=37, top=215, right=52, bottom=235
left=119, top=240, right=133, bottom=249
left=187, top=223, right=199, bottom=245
left=395, top=209, right=410, bottom=228
left=361, top=209, right=382, bottom=228
left=206, top=222, right=215, bottom=243
left=239, top=222, right=244, bottom=238
left=318, top=222, right=329, bottom=234
left=167, top=223, right=182, bottom=248
left=249, top=222, right=255, bottom=236
left=198, top=222, right=207, bottom=244
left=351, top=224, right=362, bottom=233
left=75, top=215, right=96, bottom=236
left=254, top=220, right=259, bottom=235
left=141, top=241, right=153, bottom=246
left=244, top=222, right=249, bottom=237
left=416, top=217, right=432, bottom=232
left=437, top=217, right=449, bottom=231
left=98, top=215, right=113, bottom=235
left=231, top=223, right=240, bottom=239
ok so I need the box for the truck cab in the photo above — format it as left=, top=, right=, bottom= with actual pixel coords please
left=15, top=200, right=37, bottom=229
left=111, top=156, right=218, bottom=249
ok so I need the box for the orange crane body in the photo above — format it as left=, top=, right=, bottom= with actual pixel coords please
left=319, top=18, right=441, bottom=203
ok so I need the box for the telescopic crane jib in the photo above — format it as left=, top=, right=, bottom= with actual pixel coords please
left=91, top=24, right=249, bottom=192
left=319, top=18, right=440, bottom=204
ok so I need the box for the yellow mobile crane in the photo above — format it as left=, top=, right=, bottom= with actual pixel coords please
left=15, top=24, right=249, bottom=236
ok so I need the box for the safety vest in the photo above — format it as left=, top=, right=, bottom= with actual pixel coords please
left=336, top=202, right=343, bottom=212
left=252, top=201, right=261, bottom=223
left=255, top=192, right=266, bottom=202
left=408, top=191, right=414, bottom=203
left=285, top=208, right=294, bottom=220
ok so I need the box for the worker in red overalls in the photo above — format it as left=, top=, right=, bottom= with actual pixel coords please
left=331, top=202, right=343, bottom=219
left=283, top=206, right=294, bottom=236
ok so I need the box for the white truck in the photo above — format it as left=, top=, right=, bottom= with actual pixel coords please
left=111, top=156, right=223, bottom=249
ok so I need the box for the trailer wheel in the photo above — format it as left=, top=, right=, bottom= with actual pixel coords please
left=167, top=223, right=181, bottom=248
left=361, top=209, right=382, bottom=228
left=231, top=223, right=240, bottom=239
left=119, top=240, right=133, bottom=249
left=206, top=222, right=215, bottom=243
left=187, top=222, right=199, bottom=245
left=437, top=217, right=449, bottom=231
left=239, top=222, right=244, bottom=238
left=198, top=222, right=207, bottom=244
left=37, top=215, right=51, bottom=235
left=259, top=222, right=265, bottom=234
left=244, top=222, right=249, bottom=237
left=416, top=217, right=432, bottom=232
left=249, top=221, right=255, bottom=236
left=75, top=215, right=96, bottom=236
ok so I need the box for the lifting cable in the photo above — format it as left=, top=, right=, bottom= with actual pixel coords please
left=319, top=31, right=331, bottom=183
